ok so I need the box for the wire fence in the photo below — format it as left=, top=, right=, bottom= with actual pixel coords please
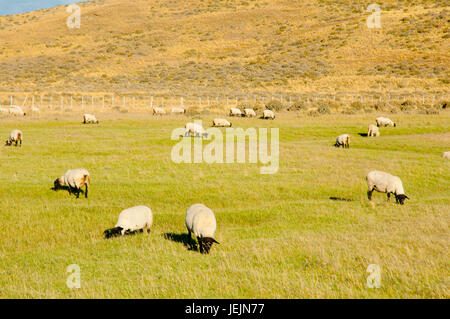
left=0, top=92, right=448, bottom=112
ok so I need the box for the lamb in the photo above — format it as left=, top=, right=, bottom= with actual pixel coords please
left=185, top=204, right=219, bottom=254
left=171, top=107, right=186, bottom=114
left=229, top=107, right=243, bottom=117
left=243, top=108, right=256, bottom=117
left=262, top=109, right=275, bottom=120
left=366, top=170, right=409, bottom=205
left=83, top=113, right=99, bottom=124
left=104, top=205, right=153, bottom=239
left=212, top=118, right=232, bottom=127
left=442, top=151, right=450, bottom=160
left=9, top=106, right=26, bottom=116
left=54, top=168, right=90, bottom=198
left=335, top=134, right=350, bottom=148
left=368, top=124, right=380, bottom=137
left=5, top=129, right=23, bottom=147
left=185, top=122, right=208, bottom=138
left=376, top=117, right=396, bottom=127
left=153, top=107, right=166, bottom=115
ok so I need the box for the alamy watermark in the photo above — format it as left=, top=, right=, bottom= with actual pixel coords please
left=170, top=120, right=279, bottom=174
left=366, top=264, right=381, bottom=288
left=66, top=4, right=81, bottom=29
left=366, top=4, right=381, bottom=29
left=66, top=264, right=81, bottom=289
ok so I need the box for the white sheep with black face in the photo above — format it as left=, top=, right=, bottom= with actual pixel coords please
left=9, top=106, right=26, bottom=116
left=366, top=170, right=409, bottom=205
left=5, top=129, right=23, bottom=147
left=335, top=134, right=350, bottom=148
left=376, top=117, right=396, bottom=127
left=229, top=107, right=243, bottom=117
left=153, top=107, right=166, bottom=115
left=185, top=204, right=219, bottom=254
left=368, top=124, right=380, bottom=137
left=244, top=108, right=256, bottom=117
left=53, top=168, right=90, bottom=198
left=262, top=109, right=275, bottom=119
left=185, top=122, right=208, bottom=138
left=212, top=118, right=232, bottom=127
left=104, top=205, right=153, bottom=239
left=83, top=113, right=99, bottom=124
left=171, top=107, right=186, bottom=114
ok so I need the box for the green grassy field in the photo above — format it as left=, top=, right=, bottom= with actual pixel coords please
left=0, top=111, right=449, bottom=298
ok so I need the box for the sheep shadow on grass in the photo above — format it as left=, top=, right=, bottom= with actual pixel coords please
left=51, top=186, right=85, bottom=196
left=358, top=133, right=368, bottom=137
left=163, top=232, right=198, bottom=252
left=329, top=196, right=353, bottom=202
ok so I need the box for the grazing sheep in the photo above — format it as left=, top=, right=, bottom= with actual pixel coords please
left=368, top=124, right=380, bottom=137
left=0, top=106, right=9, bottom=113
left=171, top=107, right=186, bottom=114
left=376, top=117, right=396, bottom=127
left=104, top=205, right=153, bottom=239
left=9, top=106, right=26, bottom=116
left=54, top=169, right=90, bottom=198
left=442, top=151, right=450, bottom=159
left=83, top=113, right=99, bottom=124
left=5, top=129, right=23, bottom=147
left=153, top=107, right=166, bottom=115
left=243, top=108, right=256, bottom=117
left=335, top=134, right=350, bottom=148
left=229, top=107, right=243, bottom=117
left=185, top=122, right=208, bottom=138
left=366, top=170, right=409, bottom=205
left=262, top=109, right=275, bottom=120
left=212, top=118, right=232, bottom=127
left=185, top=204, right=219, bottom=254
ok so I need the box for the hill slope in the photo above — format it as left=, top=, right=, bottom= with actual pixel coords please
left=0, top=0, right=448, bottom=95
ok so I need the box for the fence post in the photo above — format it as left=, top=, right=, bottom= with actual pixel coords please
left=10, top=95, right=13, bottom=106
left=150, top=96, right=153, bottom=108
left=81, top=96, right=84, bottom=110
left=91, top=96, right=94, bottom=110
left=50, top=96, right=53, bottom=110
left=226, top=97, right=229, bottom=106
left=180, top=97, right=184, bottom=107
left=61, top=95, right=63, bottom=110
left=102, top=96, right=105, bottom=109
left=123, top=96, right=125, bottom=108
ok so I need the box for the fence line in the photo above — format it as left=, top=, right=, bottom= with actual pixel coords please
left=0, top=92, right=448, bottom=111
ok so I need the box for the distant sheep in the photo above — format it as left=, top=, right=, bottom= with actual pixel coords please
left=262, top=109, right=275, bottom=120
left=185, top=122, right=208, bottom=138
left=153, top=107, right=166, bottom=115
left=104, top=205, right=153, bottom=239
left=83, top=113, right=99, bottom=124
left=54, top=168, right=90, bottom=198
left=366, top=170, right=409, bottom=205
left=0, top=106, right=9, bottom=113
left=229, top=107, right=243, bottom=117
left=171, top=107, right=186, bottom=114
left=368, top=124, right=380, bottom=137
left=243, top=108, right=256, bottom=117
left=212, top=118, right=232, bottom=127
left=5, top=129, right=23, bottom=147
left=9, top=106, right=26, bottom=116
left=335, top=134, right=350, bottom=148
left=442, top=151, right=450, bottom=159
left=185, top=204, right=219, bottom=254
left=376, top=117, right=396, bottom=127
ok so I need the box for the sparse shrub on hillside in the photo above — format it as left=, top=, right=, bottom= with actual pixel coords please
left=265, top=100, right=285, bottom=111
left=316, top=103, right=330, bottom=114
left=349, top=101, right=364, bottom=111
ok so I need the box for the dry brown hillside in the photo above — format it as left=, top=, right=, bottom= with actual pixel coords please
left=0, top=0, right=448, bottom=96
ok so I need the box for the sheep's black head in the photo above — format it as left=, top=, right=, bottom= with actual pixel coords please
left=104, top=227, right=123, bottom=239
left=200, top=237, right=220, bottom=254
left=395, top=194, right=409, bottom=205
left=394, top=123, right=397, bottom=127
left=53, top=177, right=65, bottom=190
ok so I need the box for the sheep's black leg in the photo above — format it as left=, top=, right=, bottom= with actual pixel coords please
left=198, top=237, right=204, bottom=254
left=187, top=230, right=192, bottom=249
left=85, top=184, right=88, bottom=198
left=76, top=188, right=80, bottom=199
left=367, top=190, right=373, bottom=201
left=387, top=193, right=391, bottom=202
